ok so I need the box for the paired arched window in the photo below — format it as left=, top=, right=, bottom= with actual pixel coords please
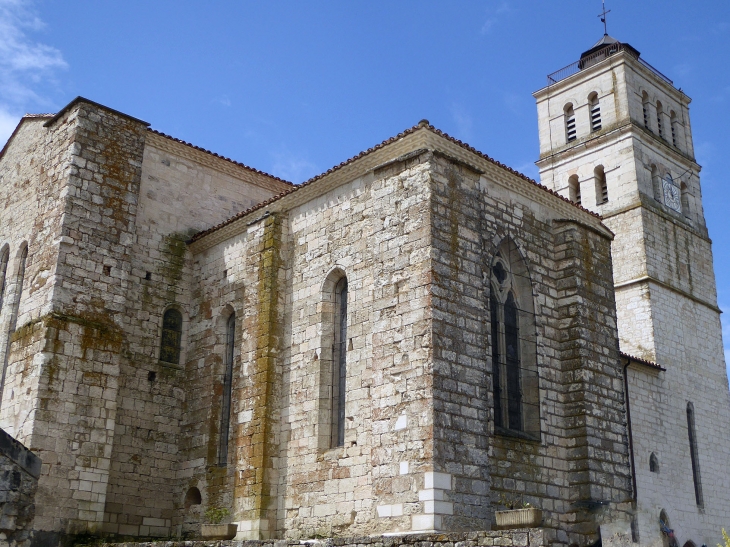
left=595, top=165, right=608, bottom=204
left=218, top=312, right=235, bottom=466
left=564, top=103, right=577, bottom=143
left=649, top=452, right=659, bottom=473
left=489, top=239, right=539, bottom=437
left=332, top=277, right=348, bottom=447
left=159, top=308, right=183, bottom=364
left=588, top=92, right=602, bottom=132
left=0, top=246, right=8, bottom=314
left=686, top=402, right=703, bottom=507
left=568, top=175, right=581, bottom=205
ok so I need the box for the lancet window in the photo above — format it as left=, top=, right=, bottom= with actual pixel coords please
left=489, top=239, right=539, bottom=438
left=686, top=402, right=703, bottom=507
left=0, top=246, right=8, bottom=313
left=331, top=277, right=348, bottom=447
left=218, top=312, right=235, bottom=466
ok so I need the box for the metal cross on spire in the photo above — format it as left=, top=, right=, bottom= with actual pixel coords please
left=598, top=0, right=611, bottom=35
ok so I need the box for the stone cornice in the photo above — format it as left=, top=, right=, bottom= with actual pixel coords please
left=189, top=128, right=609, bottom=254
left=146, top=131, right=292, bottom=196
left=614, top=275, right=721, bottom=314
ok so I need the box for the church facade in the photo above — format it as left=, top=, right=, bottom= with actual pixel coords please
left=0, top=37, right=727, bottom=547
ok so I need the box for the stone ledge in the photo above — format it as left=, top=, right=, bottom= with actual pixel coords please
left=101, top=530, right=544, bottom=547
left=0, top=428, right=41, bottom=479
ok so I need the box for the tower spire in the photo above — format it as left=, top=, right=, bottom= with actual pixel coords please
left=598, top=0, right=611, bottom=35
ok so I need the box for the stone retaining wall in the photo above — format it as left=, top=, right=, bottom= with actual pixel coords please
left=102, top=530, right=545, bottom=547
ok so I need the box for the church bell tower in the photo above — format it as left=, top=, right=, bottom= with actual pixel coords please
left=533, top=34, right=730, bottom=547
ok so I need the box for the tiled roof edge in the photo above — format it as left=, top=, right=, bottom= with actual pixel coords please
left=43, top=96, right=150, bottom=128
left=190, top=120, right=601, bottom=243
left=148, top=129, right=294, bottom=187
left=621, top=351, right=666, bottom=371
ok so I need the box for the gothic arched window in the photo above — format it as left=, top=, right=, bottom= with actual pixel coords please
left=568, top=175, right=581, bottom=205
left=490, top=239, right=539, bottom=437
left=686, top=402, right=703, bottom=507
left=595, top=165, right=608, bottom=205
left=159, top=308, right=183, bottom=365
left=218, top=312, right=235, bottom=466
left=564, top=103, right=577, bottom=143
left=588, top=92, right=601, bottom=132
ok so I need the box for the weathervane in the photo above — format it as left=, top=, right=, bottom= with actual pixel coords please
left=598, top=0, right=611, bottom=35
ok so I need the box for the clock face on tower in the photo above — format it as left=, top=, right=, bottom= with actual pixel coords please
left=663, top=175, right=681, bottom=213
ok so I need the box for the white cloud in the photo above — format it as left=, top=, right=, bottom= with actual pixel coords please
left=0, top=0, right=66, bottom=145
left=270, top=149, right=318, bottom=184
left=480, top=2, right=512, bottom=35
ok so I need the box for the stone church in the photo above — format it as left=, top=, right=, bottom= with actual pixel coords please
left=0, top=34, right=728, bottom=547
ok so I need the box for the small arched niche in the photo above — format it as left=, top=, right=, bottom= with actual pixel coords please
left=649, top=452, right=659, bottom=473
left=184, top=486, right=202, bottom=510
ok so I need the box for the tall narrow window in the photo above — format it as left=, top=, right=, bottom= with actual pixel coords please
left=564, top=104, right=577, bottom=143
left=568, top=175, right=581, bottom=205
left=332, top=277, right=348, bottom=447
left=218, top=312, right=235, bottom=466
left=588, top=92, right=602, bottom=132
left=490, top=240, right=539, bottom=437
left=159, top=308, right=183, bottom=364
left=0, top=246, right=8, bottom=314
left=595, top=165, right=608, bottom=204
left=1, top=245, right=27, bottom=407
left=680, top=182, right=690, bottom=218
left=657, top=101, right=664, bottom=139
left=642, top=92, right=652, bottom=131
left=686, top=402, right=703, bottom=507
left=670, top=111, right=678, bottom=147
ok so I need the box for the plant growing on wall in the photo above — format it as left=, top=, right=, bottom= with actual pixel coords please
left=204, top=507, right=229, bottom=525
left=718, top=529, right=730, bottom=547
left=498, top=492, right=532, bottom=510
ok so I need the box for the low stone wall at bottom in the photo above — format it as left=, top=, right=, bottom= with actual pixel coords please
left=102, top=530, right=544, bottom=547
left=0, top=427, right=42, bottom=547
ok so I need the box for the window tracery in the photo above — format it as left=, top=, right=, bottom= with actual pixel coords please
left=489, top=240, right=539, bottom=438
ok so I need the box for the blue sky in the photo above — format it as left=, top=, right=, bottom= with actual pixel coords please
left=1, top=0, right=729, bottom=379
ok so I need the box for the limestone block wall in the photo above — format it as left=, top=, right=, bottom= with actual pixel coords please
left=426, top=152, right=632, bottom=547
left=181, top=152, right=435, bottom=539
left=0, top=116, right=71, bottom=442
left=100, top=120, right=290, bottom=539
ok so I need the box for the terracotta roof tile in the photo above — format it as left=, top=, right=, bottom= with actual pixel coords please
left=190, top=121, right=601, bottom=243
left=621, top=351, right=666, bottom=371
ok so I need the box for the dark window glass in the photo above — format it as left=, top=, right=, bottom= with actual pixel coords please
left=159, top=309, right=183, bottom=364
left=504, top=292, right=522, bottom=430
left=332, top=277, right=348, bottom=447
left=219, top=313, right=235, bottom=466
left=491, top=293, right=502, bottom=428
left=686, top=403, right=703, bottom=506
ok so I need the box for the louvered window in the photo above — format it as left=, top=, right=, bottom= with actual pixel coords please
left=657, top=102, right=664, bottom=138
left=589, top=93, right=601, bottom=132
left=595, top=166, right=608, bottom=205
left=568, top=175, right=581, bottom=205
left=565, top=104, right=577, bottom=143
